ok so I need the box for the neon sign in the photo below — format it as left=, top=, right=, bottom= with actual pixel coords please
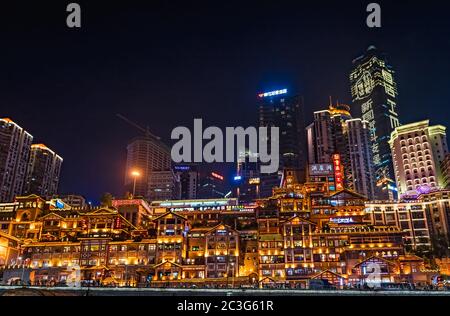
left=174, top=165, right=191, bottom=171
left=211, top=172, right=224, bottom=181
left=248, top=177, right=260, bottom=185
left=258, top=89, right=287, bottom=98
left=309, top=163, right=334, bottom=176
left=333, top=154, right=344, bottom=191
left=329, top=217, right=355, bottom=224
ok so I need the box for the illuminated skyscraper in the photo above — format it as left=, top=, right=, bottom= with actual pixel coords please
left=350, top=46, right=400, bottom=199
left=24, top=144, right=63, bottom=197
left=258, top=89, right=306, bottom=197
left=0, top=118, right=33, bottom=202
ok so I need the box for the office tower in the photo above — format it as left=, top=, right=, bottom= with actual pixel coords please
left=197, top=171, right=228, bottom=199
left=0, top=118, right=33, bottom=202
left=258, top=89, right=306, bottom=197
left=174, top=164, right=198, bottom=200
left=24, top=144, right=63, bottom=197
left=234, top=150, right=260, bottom=203
left=125, top=134, right=172, bottom=200
left=350, top=46, right=400, bottom=199
left=344, top=119, right=376, bottom=200
left=306, top=104, right=375, bottom=199
left=389, top=120, right=448, bottom=196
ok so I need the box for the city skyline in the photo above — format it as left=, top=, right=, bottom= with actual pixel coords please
left=2, top=1, right=450, bottom=202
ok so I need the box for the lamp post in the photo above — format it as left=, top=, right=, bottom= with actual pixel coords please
left=131, top=170, right=140, bottom=198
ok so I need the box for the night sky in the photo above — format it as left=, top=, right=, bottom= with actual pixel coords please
left=1, top=1, right=450, bottom=203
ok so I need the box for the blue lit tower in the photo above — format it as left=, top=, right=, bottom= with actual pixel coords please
left=258, top=89, right=306, bottom=197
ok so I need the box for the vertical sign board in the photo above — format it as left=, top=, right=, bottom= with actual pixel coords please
left=333, top=154, right=344, bottom=190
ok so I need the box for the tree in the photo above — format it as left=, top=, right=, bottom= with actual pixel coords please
left=100, top=192, right=114, bottom=207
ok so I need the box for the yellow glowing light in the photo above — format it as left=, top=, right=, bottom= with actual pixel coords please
left=131, top=170, right=141, bottom=177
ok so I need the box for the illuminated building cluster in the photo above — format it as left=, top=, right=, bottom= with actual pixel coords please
left=0, top=168, right=443, bottom=287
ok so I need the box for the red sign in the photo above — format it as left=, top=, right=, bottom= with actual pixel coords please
left=113, top=217, right=122, bottom=229
left=333, top=154, right=344, bottom=191
left=211, top=172, right=224, bottom=181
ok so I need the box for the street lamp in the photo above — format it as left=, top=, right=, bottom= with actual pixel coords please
left=131, top=170, right=140, bottom=198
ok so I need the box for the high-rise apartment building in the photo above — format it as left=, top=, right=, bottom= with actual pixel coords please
left=258, top=89, right=306, bottom=197
left=125, top=134, right=173, bottom=200
left=306, top=104, right=375, bottom=199
left=350, top=46, right=400, bottom=199
left=389, top=120, right=448, bottom=197
left=24, top=144, right=63, bottom=197
left=345, top=119, right=376, bottom=200
left=0, top=118, right=33, bottom=202
left=306, top=103, right=352, bottom=165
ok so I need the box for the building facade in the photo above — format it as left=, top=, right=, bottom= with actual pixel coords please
left=350, top=46, right=400, bottom=199
left=0, top=191, right=436, bottom=287
left=441, top=153, right=450, bottom=189
left=234, top=150, right=260, bottom=204
left=0, top=118, right=33, bottom=203
left=24, top=144, right=63, bottom=198
left=306, top=104, right=375, bottom=199
left=345, top=119, right=376, bottom=200
left=389, top=120, right=448, bottom=197
left=125, top=135, right=173, bottom=200
left=148, top=170, right=179, bottom=201
left=258, top=89, right=307, bottom=197
left=174, top=165, right=198, bottom=200
left=366, top=190, right=450, bottom=252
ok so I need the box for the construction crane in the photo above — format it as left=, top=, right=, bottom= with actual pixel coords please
left=116, top=114, right=161, bottom=140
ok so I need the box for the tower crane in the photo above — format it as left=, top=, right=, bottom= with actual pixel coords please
left=116, top=114, right=161, bottom=140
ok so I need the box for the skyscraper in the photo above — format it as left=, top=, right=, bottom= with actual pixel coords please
left=306, top=104, right=375, bottom=199
left=125, top=134, right=173, bottom=200
left=345, top=119, right=376, bottom=200
left=24, top=144, right=63, bottom=198
left=350, top=46, right=400, bottom=199
left=306, top=103, right=352, bottom=165
left=0, top=118, right=33, bottom=202
left=258, top=89, right=306, bottom=197
left=389, top=120, right=448, bottom=196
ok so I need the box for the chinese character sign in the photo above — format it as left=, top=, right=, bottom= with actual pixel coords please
left=333, top=154, right=344, bottom=191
